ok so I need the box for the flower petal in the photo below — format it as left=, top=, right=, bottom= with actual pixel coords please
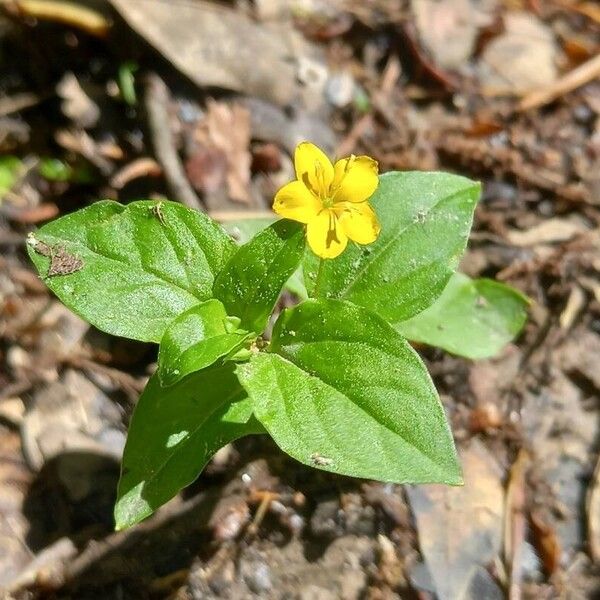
left=295, top=142, right=334, bottom=198
left=273, top=180, right=321, bottom=224
left=306, top=209, right=348, bottom=259
left=332, top=155, right=379, bottom=203
left=337, top=201, right=381, bottom=245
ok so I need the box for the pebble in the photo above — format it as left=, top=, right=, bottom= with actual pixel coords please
left=325, top=72, right=356, bottom=108
left=243, top=561, right=272, bottom=594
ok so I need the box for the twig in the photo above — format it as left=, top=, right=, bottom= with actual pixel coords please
left=1, top=0, right=110, bottom=37
left=0, top=92, right=43, bottom=117
left=518, top=53, right=600, bottom=111
left=65, top=355, right=146, bottom=402
left=505, top=450, right=529, bottom=600
left=144, top=73, right=204, bottom=211
left=109, top=157, right=162, bottom=189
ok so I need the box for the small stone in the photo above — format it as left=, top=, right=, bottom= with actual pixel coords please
left=244, top=561, right=272, bottom=594
left=325, top=71, right=355, bottom=108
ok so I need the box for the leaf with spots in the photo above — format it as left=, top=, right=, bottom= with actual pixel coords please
left=27, top=200, right=236, bottom=342
left=304, top=172, right=480, bottom=323
left=237, top=299, right=462, bottom=484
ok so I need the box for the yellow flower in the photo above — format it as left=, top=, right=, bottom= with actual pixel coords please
left=273, top=142, right=381, bottom=259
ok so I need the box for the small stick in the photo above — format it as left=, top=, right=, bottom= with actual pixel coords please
left=144, top=73, right=204, bottom=211
left=518, top=53, right=600, bottom=111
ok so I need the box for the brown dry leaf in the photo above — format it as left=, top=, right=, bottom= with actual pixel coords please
left=587, top=453, right=600, bottom=563
left=21, top=369, right=125, bottom=472
left=530, top=510, right=561, bottom=575
left=110, top=0, right=317, bottom=108
left=504, top=449, right=528, bottom=598
left=558, top=329, right=600, bottom=392
left=0, top=426, right=33, bottom=588
left=196, top=101, right=252, bottom=204
left=406, top=440, right=504, bottom=600
left=522, top=359, right=598, bottom=557
left=506, top=217, right=587, bottom=247
left=411, top=0, right=483, bottom=70
left=479, top=12, right=558, bottom=95
left=56, top=72, right=100, bottom=129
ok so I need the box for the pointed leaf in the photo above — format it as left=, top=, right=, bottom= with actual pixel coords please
left=213, top=219, right=305, bottom=333
left=115, top=364, right=264, bottom=529
left=27, top=200, right=236, bottom=342
left=157, top=299, right=252, bottom=386
left=396, top=273, right=529, bottom=359
left=224, top=216, right=308, bottom=300
left=304, top=172, right=480, bottom=322
left=237, top=299, right=462, bottom=484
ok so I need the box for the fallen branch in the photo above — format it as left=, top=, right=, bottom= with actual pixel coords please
left=144, top=73, right=204, bottom=211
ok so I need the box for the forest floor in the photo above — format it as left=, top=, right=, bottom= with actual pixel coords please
left=1, top=0, right=600, bottom=598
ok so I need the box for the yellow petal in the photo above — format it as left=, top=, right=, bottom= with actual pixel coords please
left=306, top=209, right=348, bottom=259
left=332, top=155, right=379, bottom=203
left=295, top=142, right=334, bottom=198
left=273, top=180, right=321, bottom=224
left=337, top=201, right=381, bottom=245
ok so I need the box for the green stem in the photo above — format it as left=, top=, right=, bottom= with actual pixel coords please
left=313, top=258, right=325, bottom=297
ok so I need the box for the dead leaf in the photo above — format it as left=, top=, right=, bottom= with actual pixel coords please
left=110, top=0, right=318, bottom=108
left=0, top=426, right=33, bottom=588
left=21, top=369, right=125, bottom=472
left=411, top=0, right=480, bottom=70
left=530, top=510, right=561, bottom=575
left=56, top=73, right=100, bottom=129
left=479, top=12, right=558, bottom=95
left=587, top=453, right=600, bottom=563
left=506, top=218, right=587, bottom=247
left=407, top=440, right=504, bottom=600
left=558, top=329, right=600, bottom=392
left=195, top=101, right=252, bottom=204
left=504, top=449, right=528, bottom=598
left=522, top=363, right=598, bottom=558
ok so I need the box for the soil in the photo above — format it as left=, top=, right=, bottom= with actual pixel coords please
left=1, top=1, right=600, bottom=598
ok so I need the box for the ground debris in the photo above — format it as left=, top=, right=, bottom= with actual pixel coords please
left=2, top=0, right=600, bottom=596
left=407, top=440, right=504, bottom=600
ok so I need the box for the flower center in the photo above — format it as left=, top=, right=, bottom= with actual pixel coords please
left=322, top=196, right=335, bottom=208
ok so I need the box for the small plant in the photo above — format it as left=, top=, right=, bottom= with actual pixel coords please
left=27, top=142, right=528, bottom=529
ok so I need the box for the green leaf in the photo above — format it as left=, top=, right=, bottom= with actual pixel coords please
left=395, top=273, right=528, bottom=359
left=224, top=216, right=308, bottom=300
left=115, top=364, right=264, bottom=529
left=157, top=299, right=252, bottom=386
left=304, top=171, right=481, bottom=322
left=0, top=155, right=22, bottom=195
left=237, top=299, right=462, bottom=485
left=27, top=200, right=236, bottom=342
left=213, top=219, right=305, bottom=333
